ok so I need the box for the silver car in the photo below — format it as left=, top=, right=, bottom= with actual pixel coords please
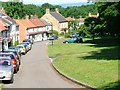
left=0, top=57, right=14, bottom=83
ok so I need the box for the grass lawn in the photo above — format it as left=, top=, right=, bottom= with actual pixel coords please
left=0, top=84, right=3, bottom=90
left=48, top=37, right=119, bottom=89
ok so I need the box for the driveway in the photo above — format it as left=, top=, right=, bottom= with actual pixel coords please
left=4, top=41, right=77, bottom=88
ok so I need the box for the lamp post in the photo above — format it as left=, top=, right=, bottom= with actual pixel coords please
left=51, top=29, right=53, bottom=45
left=50, top=22, right=53, bottom=45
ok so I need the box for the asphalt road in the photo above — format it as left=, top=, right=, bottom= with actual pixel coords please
left=4, top=41, right=77, bottom=88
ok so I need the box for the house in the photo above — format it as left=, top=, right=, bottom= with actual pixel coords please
left=89, top=13, right=99, bottom=18
left=0, top=20, right=8, bottom=51
left=16, top=15, right=49, bottom=42
left=40, top=19, right=52, bottom=36
left=29, top=15, right=48, bottom=41
left=65, top=17, right=75, bottom=21
left=0, top=9, right=19, bottom=46
left=76, top=17, right=85, bottom=27
left=65, top=16, right=85, bottom=30
left=0, top=8, right=19, bottom=51
left=16, top=16, right=36, bottom=43
left=41, top=8, right=68, bottom=33
left=40, top=19, right=52, bottom=32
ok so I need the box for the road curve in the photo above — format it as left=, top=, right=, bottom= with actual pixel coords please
left=4, top=41, right=77, bottom=88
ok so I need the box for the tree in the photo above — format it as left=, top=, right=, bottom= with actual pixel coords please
left=84, top=17, right=100, bottom=42
left=96, top=2, right=120, bottom=37
left=3, top=1, right=26, bottom=19
left=68, top=20, right=77, bottom=33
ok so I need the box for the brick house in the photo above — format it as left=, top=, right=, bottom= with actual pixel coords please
left=16, top=18, right=35, bottom=43
left=16, top=15, right=49, bottom=42
left=41, top=8, right=68, bottom=33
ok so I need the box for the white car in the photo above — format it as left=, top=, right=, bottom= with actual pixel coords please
left=0, top=57, right=14, bottom=83
left=20, top=42, right=32, bottom=50
left=16, top=45, right=26, bottom=55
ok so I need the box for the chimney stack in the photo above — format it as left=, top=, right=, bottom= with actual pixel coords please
left=25, top=15, right=29, bottom=19
left=89, top=13, right=91, bottom=17
left=0, top=7, right=5, bottom=13
left=97, top=13, right=99, bottom=17
left=33, top=15, right=38, bottom=19
left=55, top=8, right=59, bottom=13
left=46, top=9, right=50, bottom=14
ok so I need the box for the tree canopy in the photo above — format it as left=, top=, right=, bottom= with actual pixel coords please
left=77, top=2, right=120, bottom=40
left=1, top=1, right=97, bottom=19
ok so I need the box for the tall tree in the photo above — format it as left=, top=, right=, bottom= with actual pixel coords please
left=97, top=2, right=120, bottom=37
left=3, top=1, right=26, bottom=19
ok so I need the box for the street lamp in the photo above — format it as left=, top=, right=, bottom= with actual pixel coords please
left=50, top=22, right=54, bottom=45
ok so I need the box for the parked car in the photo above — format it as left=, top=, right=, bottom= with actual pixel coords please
left=48, top=35, right=58, bottom=40
left=0, top=57, right=14, bottom=83
left=70, top=33, right=80, bottom=38
left=0, top=53, right=19, bottom=73
left=20, top=44, right=29, bottom=52
left=20, top=42, right=32, bottom=50
left=8, top=46, right=21, bottom=56
left=23, top=39, right=33, bottom=44
left=3, top=49, right=21, bottom=65
left=16, top=45, right=27, bottom=55
left=63, top=37, right=83, bottom=43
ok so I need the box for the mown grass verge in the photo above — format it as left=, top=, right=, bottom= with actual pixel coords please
left=48, top=37, right=119, bottom=89
left=0, top=84, right=4, bottom=90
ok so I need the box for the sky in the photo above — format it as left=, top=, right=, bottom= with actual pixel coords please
left=0, top=0, right=88, bottom=5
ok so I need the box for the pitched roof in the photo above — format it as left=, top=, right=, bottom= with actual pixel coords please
left=65, top=17, right=75, bottom=21
left=76, top=18, right=85, bottom=22
left=0, top=21, right=7, bottom=31
left=0, top=19, right=9, bottom=27
left=30, top=18, right=45, bottom=27
left=16, top=19, right=36, bottom=29
left=0, top=11, right=16, bottom=25
left=40, top=19, right=51, bottom=26
left=50, top=12, right=67, bottom=22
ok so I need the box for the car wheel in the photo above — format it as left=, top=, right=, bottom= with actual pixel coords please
left=65, top=42, right=69, bottom=44
left=18, top=66, right=19, bottom=71
left=14, top=69, right=18, bottom=74
left=10, top=75, right=14, bottom=83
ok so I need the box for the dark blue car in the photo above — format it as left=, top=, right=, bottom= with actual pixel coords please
left=48, top=35, right=58, bottom=40
left=70, top=33, right=80, bottom=38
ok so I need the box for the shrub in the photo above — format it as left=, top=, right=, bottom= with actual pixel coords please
left=50, top=30, right=59, bottom=36
left=65, top=33, right=70, bottom=38
left=59, top=32, right=64, bottom=36
left=14, top=41, right=19, bottom=46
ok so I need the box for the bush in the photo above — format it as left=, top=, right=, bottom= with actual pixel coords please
left=51, top=30, right=59, bottom=36
left=59, top=32, right=64, bottom=36
left=65, top=33, right=70, bottom=38
left=14, top=41, right=19, bottom=46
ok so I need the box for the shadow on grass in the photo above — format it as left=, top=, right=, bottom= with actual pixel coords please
left=84, top=37, right=120, bottom=47
left=80, top=47, right=120, bottom=60
left=79, top=37, right=119, bottom=89
left=81, top=37, right=120, bottom=60
left=100, top=81, right=120, bottom=90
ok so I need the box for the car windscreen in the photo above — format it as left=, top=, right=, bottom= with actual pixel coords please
left=16, top=46, right=23, bottom=48
left=22, top=44, right=27, bottom=48
left=9, top=47, right=15, bottom=49
left=0, top=59, right=11, bottom=66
